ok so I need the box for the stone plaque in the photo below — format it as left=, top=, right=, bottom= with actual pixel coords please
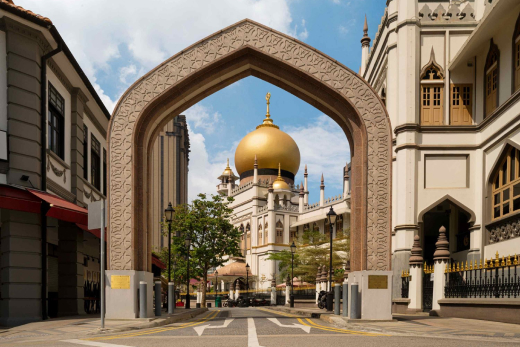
left=111, top=275, right=130, bottom=289
left=368, top=275, right=388, bottom=289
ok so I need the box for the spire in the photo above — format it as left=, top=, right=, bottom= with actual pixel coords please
left=361, top=14, right=371, bottom=47
left=257, top=92, right=279, bottom=129
left=299, top=181, right=305, bottom=197
left=433, top=226, right=450, bottom=262
left=304, top=164, right=308, bottom=177
left=254, top=154, right=258, bottom=168
left=226, top=158, right=230, bottom=169
left=344, top=162, right=349, bottom=180
left=320, top=173, right=325, bottom=189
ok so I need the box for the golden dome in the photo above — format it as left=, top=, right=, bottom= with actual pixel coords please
left=272, top=163, right=291, bottom=190
left=234, top=93, right=301, bottom=176
left=221, top=158, right=236, bottom=176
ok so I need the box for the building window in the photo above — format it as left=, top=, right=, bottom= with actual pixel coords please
left=91, top=135, right=101, bottom=190
left=514, top=14, right=520, bottom=92
left=83, top=125, right=88, bottom=179
left=491, top=146, right=520, bottom=220
left=485, top=39, right=499, bottom=117
left=258, top=224, right=263, bottom=246
left=275, top=220, right=283, bottom=244
left=48, top=83, right=65, bottom=159
left=420, top=59, right=444, bottom=126
left=264, top=222, right=268, bottom=243
left=103, top=148, right=107, bottom=195
left=450, top=84, right=473, bottom=125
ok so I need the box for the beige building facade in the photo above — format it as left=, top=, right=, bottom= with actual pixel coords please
left=150, top=116, right=189, bottom=252
left=361, top=0, right=520, bottom=315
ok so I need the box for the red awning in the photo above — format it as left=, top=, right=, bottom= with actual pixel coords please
left=0, top=185, right=41, bottom=213
left=27, top=189, right=88, bottom=225
left=152, top=254, right=166, bottom=269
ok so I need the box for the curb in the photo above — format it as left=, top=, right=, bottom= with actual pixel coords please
left=88, top=308, right=208, bottom=335
left=266, top=306, right=322, bottom=318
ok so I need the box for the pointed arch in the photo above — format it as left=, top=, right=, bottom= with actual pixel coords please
left=420, top=48, right=445, bottom=80
left=418, top=194, right=476, bottom=225
left=107, top=19, right=392, bottom=273
left=275, top=219, right=284, bottom=244
left=420, top=49, right=444, bottom=125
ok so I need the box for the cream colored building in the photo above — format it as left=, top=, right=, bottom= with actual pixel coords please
left=215, top=95, right=351, bottom=290
left=150, top=116, right=190, bottom=252
left=360, top=0, right=520, bottom=311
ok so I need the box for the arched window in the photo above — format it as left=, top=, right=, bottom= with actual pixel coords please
left=513, top=14, right=520, bottom=92
left=491, top=146, right=520, bottom=220
left=246, top=223, right=251, bottom=249
left=264, top=222, right=268, bottom=243
left=312, top=222, right=319, bottom=233
left=258, top=224, right=263, bottom=246
left=240, top=224, right=245, bottom=251
left=275, top=220, right=284, bottom=244
left=336, top=215, right=344, bottom=236
left=420, top=49, right=445, bottom=125
left=485, top=39, right=499, bottom=117
left=290, top=229, right=297, bottom=242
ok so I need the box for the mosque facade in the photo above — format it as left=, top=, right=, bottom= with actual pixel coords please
left=214, top=93, right=351, bottom=290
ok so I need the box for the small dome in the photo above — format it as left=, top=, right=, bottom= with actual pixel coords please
left=272, top=163, right=291, bottom=190
left=221, top=158, right=236, bottom=177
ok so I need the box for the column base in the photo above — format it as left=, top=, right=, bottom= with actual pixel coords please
left=105, top=270, right=153, bottom=319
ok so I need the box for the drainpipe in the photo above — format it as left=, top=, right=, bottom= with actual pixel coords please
left=40, top=34, right=62, bottom=320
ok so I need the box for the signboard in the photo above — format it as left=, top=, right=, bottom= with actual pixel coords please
left=88, top=200, right=108, bottom=230
left=368, top=275, right=388, bottom=289
left=111, top=275, right=130, bottom=289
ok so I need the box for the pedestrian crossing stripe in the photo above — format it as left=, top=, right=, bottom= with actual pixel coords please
left=86, top=310, right=220, bottom=341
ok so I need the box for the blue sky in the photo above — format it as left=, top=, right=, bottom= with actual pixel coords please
left=17, top=0, right=385, bottom=202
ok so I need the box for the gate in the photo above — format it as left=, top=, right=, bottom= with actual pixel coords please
left=422, top=264, right=433, bottom=311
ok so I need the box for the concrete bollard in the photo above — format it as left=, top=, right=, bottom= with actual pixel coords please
left=350, top=283, right=360, bottom=319
left=271, top=287, right=276, bottom=306
left=342, top=282, right=348, bottom=317
left=168, top=282, right=175, bottom=314
left=334, top=284, right=340, bottom=315
left=139, top=281, right=147, bottom=318
left=155, top=281, right=162, bottom=317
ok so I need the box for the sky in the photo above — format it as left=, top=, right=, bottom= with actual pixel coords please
left=17, top=0, right=385, bottom=203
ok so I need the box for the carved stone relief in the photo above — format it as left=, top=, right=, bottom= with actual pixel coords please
left=488, top=216, right=520, bottom=244
left=108, top=20, right=392, bottom=272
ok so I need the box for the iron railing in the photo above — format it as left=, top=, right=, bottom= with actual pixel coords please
left=401, top=270, right=410, bottom=298
left=444, top=252, right=520, bottom=299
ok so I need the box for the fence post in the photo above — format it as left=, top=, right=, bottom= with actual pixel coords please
left=139, top=281, right=147, bottom=318
left=168, top=282, right=175, bottom=314
left=432, top=226, right=450, bottom=312
left=342, top=282, right=348, bottom=317
left=408, top=235, right=423, bottom=311
left=334, top=283, right=340, bottom=315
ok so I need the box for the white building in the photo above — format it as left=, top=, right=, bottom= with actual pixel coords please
left=361, top=0, right=520, bottom=318
left=215, top=94, right=351, bottom=290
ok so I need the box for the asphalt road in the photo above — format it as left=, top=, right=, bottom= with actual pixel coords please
left=4, top=308, right=520, bottom=347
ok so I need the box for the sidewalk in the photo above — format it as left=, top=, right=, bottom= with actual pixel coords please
left=268, top=306, right=520, bottom=340
left=0, top=308, right=207, bottom=343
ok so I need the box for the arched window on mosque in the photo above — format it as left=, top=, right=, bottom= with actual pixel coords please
left=290, top=229, right=297, bottom=243
left=240, top=224, right=245, bottom=250
left=246, top=223, right=251, bottom=249
left=491, top=146, right=520, bottom=220
left=258, top=224, right=263, bottom=246
left=264, top=222, right=268, bottom=243
left=420, top=50, right=444, bottom=125
left=275, top=220, right=284, bottom=244
left=336, top=215, right=344, bottom=236
left=513, top=13, right=520, bottom=93
left=485, top=39, right=500, bottom=117
left=274, top=194, right=280, bottom=207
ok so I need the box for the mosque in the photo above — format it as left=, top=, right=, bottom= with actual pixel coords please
left=213, top=93, right=351, bottom=291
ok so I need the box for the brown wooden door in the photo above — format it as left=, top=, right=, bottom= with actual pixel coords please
left=421, top=85, right=444, bottom=125
left=485, top=67, right=497, bottom=117
left=450, top=85, right=473, bottom=125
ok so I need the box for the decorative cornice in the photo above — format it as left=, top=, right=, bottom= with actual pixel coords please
left=47, top=178, right=76, bottom=203
left=78, top=175, right=105, bottom=201
left=1, top=17, right=52, bottom=54
left=48, top=58, right=74, bottom=93
left=84, top=105, right=107, bottom=139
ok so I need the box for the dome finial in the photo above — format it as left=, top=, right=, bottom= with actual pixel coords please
left=226, top=158, right=230, bottom=169
left=257, top=92, right=279, bottom=129
left=277, top=163, right=282, bottom=178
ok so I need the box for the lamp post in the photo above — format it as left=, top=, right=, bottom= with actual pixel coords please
left=215, top=270, right=219, bottom=307
left=164, top=203, right=174, bottom=283
left=326, top=206, right=337, bottom=312
left=290, top=241, right=296, bottom=308
left=185, top=234, right=192, bottom=309
left=245, top=263, right=250, bottom=299
left=173, top=259, right=177, bottom=308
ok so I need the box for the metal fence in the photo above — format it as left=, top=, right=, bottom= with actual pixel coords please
left=444, top=253, right=520, bottom=299
left=401, top=270, right=410, bottom=298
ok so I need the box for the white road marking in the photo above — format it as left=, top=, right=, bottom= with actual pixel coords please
left=266, top=318, right=311, bottom=333
left=61, top=339, right=134, bottom=347
left=193, top=318, right=234, bottom=336
left=247, top=318, right=264, bottom=347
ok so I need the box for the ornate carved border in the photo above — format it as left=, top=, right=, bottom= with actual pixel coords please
left=108, top=20, right=392, bottom=272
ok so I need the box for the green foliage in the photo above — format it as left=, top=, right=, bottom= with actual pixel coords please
left=159, top=194, right=242, bottom=305
left=267, top=227, right=350, bottom=284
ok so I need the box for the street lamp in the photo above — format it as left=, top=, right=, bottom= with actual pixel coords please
left=185, top=234, right=192, bottom=309
left=245, top=263, right=250, bottom=299
left=164, top=203, right=174, bottom=283
left=214, top=270, right=219, bottom=307
left=290, top=241, right=296, bottom=308
left=326, top=206, right=337, bottom=312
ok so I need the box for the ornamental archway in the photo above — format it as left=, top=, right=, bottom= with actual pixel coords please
left=107, top=20, right=392, bottom=276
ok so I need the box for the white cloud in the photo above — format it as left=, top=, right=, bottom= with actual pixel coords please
left=184, top=104, right=222, bottom=135
left=332, top=0, right=341, bottom=4
left=284, top=115, right=350, bottom=190
left=297, top=19, right=309, bottom=41
left=16, top=0, right=306, bottom=111
left=119, top=64, right=137, bottom=84
left=338, top=18, right=356, bottom=35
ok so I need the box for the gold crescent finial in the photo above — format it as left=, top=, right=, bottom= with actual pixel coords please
left=257, top=92, right=279, bottom=129
left=266, top=92, right=271, bottom=117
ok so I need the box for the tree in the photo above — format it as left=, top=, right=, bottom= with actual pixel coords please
left=267, top=227, right=350, bottom=284
left=160, top=194, right=242, bottom=306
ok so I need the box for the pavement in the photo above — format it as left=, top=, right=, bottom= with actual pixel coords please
left=0, top=307, right=519, bottom=347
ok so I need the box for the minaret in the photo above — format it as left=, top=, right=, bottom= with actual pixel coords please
left=298, top=181, right=304, bottom=213
left=226, top=158, right=232, bottom=196
left=343, top=162, right=350, bottom=197
left=360, top=15, right=371, bottom=76
left=304, top=164, right=309, bottom=205
left=253, top=154, right=258, bottom=184
left=267, top=180, right=275, bottom=245
left=319, top=173, right=325, bottom=207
